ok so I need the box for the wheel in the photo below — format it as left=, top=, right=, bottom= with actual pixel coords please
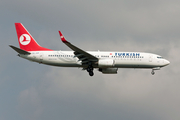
left=151, top=71, right=155, bottom=75
left=87, top=65, right=93, bottom=72
left=89, top=71, right=94, bottom=76
left=88, top=66, right=93, bottom=70
left=87, top=67, right=91, bottom=72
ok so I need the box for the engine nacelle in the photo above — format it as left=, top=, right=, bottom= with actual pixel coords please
left=98, top=59, right=115, bottom=67
left=99, top=68, right=118, bottom=74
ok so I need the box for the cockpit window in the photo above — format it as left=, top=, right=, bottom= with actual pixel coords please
left=157, top=56, right=163, bottom=59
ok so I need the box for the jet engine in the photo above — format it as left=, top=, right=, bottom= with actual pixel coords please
left=99, top=68, right=118, bottom=74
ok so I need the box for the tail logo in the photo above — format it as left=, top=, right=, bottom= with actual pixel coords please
left=19, top=34, right=31, bottom=45
left=61, top=35, right=64, bottom=39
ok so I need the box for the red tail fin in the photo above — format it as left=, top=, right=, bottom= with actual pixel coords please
left=15, top=23, right=52, bottom=51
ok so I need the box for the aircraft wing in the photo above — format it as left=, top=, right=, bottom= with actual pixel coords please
left=59, top=31, right=98, bottom=64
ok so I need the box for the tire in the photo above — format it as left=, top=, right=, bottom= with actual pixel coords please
left=89, top=71, right=94, bottom=76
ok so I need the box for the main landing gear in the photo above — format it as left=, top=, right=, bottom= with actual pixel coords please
left=87, top=65, right=94, bottom=76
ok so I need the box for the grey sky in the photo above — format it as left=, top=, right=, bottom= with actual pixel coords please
left=1, top=0, right=180, bottom=120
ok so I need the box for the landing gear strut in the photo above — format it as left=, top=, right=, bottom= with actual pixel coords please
left=87, top=64, right=94, bottom=76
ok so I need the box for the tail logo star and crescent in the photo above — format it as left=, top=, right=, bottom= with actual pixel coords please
left=19, top=34, right=31, bottom=45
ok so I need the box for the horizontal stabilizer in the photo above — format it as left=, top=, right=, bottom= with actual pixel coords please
left=9, top=45, right=31, bottom=55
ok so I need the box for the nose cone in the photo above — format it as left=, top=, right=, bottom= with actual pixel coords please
left=164, top=59, right=170, bottom=66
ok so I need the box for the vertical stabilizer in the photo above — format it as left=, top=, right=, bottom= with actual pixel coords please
left=15, top=23, right=52, bottom=51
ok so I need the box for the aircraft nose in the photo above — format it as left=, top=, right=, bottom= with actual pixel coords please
left=164, top=59, right=170, bottom=66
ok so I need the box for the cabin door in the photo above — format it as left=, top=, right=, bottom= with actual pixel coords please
left=149, top=55, right=152, bottom=62
left=39, top=52, right=43, bottom=63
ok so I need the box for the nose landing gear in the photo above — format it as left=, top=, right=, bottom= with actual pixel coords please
left=151, top=67, right=160, bottom=75
left=151, top=70, right=155, bottom=75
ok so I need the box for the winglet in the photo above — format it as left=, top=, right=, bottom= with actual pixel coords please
left=59, top=31, right=68, bottom=43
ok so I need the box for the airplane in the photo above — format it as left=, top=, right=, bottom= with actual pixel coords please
left=10, top=23, right=170, bottom=76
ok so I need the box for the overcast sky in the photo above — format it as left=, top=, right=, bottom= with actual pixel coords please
left=1, top=0, right=180, bottom=120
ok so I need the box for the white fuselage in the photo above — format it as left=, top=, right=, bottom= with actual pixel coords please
left=19, top=51, right=170, bottom=69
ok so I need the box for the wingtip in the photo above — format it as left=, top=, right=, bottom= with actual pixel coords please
left=59, top=31, right=68, bottom=43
